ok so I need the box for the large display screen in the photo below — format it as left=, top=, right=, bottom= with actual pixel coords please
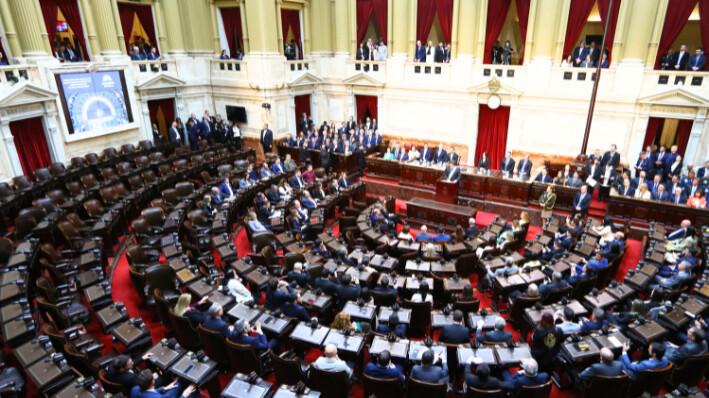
left=56, top=70, right=133, bottom=135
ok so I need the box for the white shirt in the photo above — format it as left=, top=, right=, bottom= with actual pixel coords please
left=677, top=51, right=685, bottom=65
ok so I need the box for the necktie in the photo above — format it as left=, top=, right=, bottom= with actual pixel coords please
left=678, top=53, right=683, bottom=66
left=676, top=196, right=680, bottom=204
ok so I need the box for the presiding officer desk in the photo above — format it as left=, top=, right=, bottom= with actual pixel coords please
left=367, top=155, right=709, bottom=227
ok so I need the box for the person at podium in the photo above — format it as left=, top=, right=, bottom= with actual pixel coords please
left=443, top=160, right=461, bottom=182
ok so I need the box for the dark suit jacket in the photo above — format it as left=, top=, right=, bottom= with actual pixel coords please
left=438, top=324, right=471, bottom=344
left=202, top=316, right=237, bottom=340
left=502, top=371, right=549, bottom=390
left=578, top=360, right=623, bottom=382
left=444, top=166, right=461, bottom=182
left=672, top=51, right=690, bottom=70
left=411, top=363, right=449, bottom=384
left=376, top=323, right=407, bottom=339
left=336, top=284, right=361, bottom=309
left=434, top=46, right=445, bottom=63
left=572, top=191, right=591, bottom=213
left=434, top=149, right=448, bottom=164
left=465, top=365, right=509, bottom=390
left=314, top=277, right=339, bottom=296
left=363, top=363, right=405, bottom=384
left=283, top=302, right=311, bottom=323
left=260, top=129, right=273, bottom=148
left=517, top=160, right=532, bottom=176
left=500, top=157, right=515, bottom=174
left=572, top=46, right=589, bottom=65
left=601, top=151, right=620, bottom=169
left=414, top=45, right=426, bottom=61
left=476, top=329, right=513, bottom=343
left=229, top=332, right=271, bottom=353
left=670, top=193, right=688, bottom=205
left=669, top=340, right=708, bottom=364
left=585, top=163, right=601, bottom=181
left=287, top=271, right=311, bottom=288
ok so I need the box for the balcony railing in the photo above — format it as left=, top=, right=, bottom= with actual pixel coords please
left=553, top=66, right=607, bottom=82
left=481, top=64, right=525, bottom=80
left=0, top=65, right=40, bottom=86
left=285, top=60, right=310, bottom=72
left=352, top=60, right=386, bottom=74
left=130, top=60, right=176, bottom=75
left=643, top=69, right=709, bottom=91
left=213, top=59, right=245, bottom=73
left=410, top=61, right=449, bottom=76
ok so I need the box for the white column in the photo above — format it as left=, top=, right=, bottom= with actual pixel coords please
left=628, top=108, right=651, bottom=165
left=1, top=121, right=23, bottom=176
left=467, top=101, right=479, bottom=165
left=310, top=90, right=319, bottom=125
left=142, top=98, right=154, bottom=143
left=686, top=108, right=706, bottom=167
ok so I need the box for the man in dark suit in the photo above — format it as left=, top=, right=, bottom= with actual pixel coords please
left=539, top=272, right=569, bottom=297
left=168, top=121, right=180, bottom=143
left=286, top=262, right=311, bottom=288
left=587, top=42, right=600, bottom=66
left=420, top=143, right=432, bottom=163
left=376, top=313, right=406, bottom=338
left=105, top=354, right=165, bottom=390
left=410, top=350, right=449, bottom=384
left=299, top=112, right=311, bottom=133
left=447, top=146, right=459, bottom=164
left=689, top=48, right=707, bottom=71
left=414, top=40, right=426, bottom=62
left=130, top=369, right=197, bottom=398
left=517, top=154, right=532, bottom=178
left=576, top=348, right=623, bottom=385
left=187, top=120, right=199, bottom=150
left=619, top=179, right=635, bottom=197
left=313, top=268, right=339, bottom=296
left=501, top=358, right=549, bottom=390
left=363, top=350, right=405, bottom=385
left=438, top=310, right=471, bottom=344
left=667, top=327, right=708, bottom=364
left=585, top=157, right=602, bottom=185
left=500, top=151, right=515, bottom=174
left=465, top=217, right=479, bottom=238
left=634, top=151, right=653, bottom=179
left=416, top=225, right=432, bottom=242
left=336, top=274, right=362, bottom=310
left=697, top=161, right=709, bottom=179
left=434, top=41, right=445, bottom=63
left=443, top=160, right=461, bottom=182
left=199, top=115, right=213, bottom=141
left=230, top=319, right=279, bottom=353
left=465, top=362, right=509, bottom=390
left=283, top=293, right=312, bottom=323
left=572, top=41, right=589, bottom=67
left=475, top=316, right=513, bottom=343
left=260, top=123, right=273, bottom=153
left=601, top=145, right=620, bottom=169
left=433, top=143, right=447, bottom=164
left=202, top=303, right=238, bottom=340
left=651, top=184, right=670, bottom=202
left=572, top=185, right=591, bottom=217
left=672, top=44, right=689, bottom=70
left=620, top=342, right=669, bottom=378
left=347, top=116, right=357, bottom=131
left=598, top=163, right=616, bottom=202
left=290, top=170, right=305, bottom=190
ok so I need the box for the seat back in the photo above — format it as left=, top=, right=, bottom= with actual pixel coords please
left=12, top=175, right=33, bottom=190
left=142, top=207, right=166, bottom=229
left=41, top=323, right=67, bottom=352
left=508, top=296, right=541, bottom=327
left=128, top=266, right=148, bottom=303
left=32, top=197, right=59, bottom=215
left=467, top=387, right=507, bottom=398
left=57, top=220, right=80, bottom=240
left=671, top=352, right=709, bottom=387
left=19, top=206, right=45, bottom=223
left=197, top=325, right=230, bottom=367
left=83, top=199, right=106, bottom=218
left=402, top=299, right=432, bottom=334
left=145, top=265, right=177, bottom=292
left=66, top=213, right=86, bottom=228
left=36, top=296, right=72, bottom=329
left=628, top=363, right=672, bottom=397
left=226, top=339, right=265, bottom=375
left=0, top=182, right=13, bottom=198
left=99, top=369, right=128, bottom=395
left=162, top=188, right=180, bottom=206
left=175, top=181, right=194, bottom=198
left=34, top=168, right=52, bottom=183
left=512, top=380, right=552, bottom=398
left=168, top=309, right=201, bottom=350
left=116, top=162, right=134, bottom=177
left=46, top=189, right=69, bottom=205
left=407, top=377, right=447, bottom=398
left=571, top=275, right=598, bottom=300
left=127, top=175, right=145, bottom=190
left=71, top=157, right=87, bottom=168
left=100, top=168, right=118, bottom=182
left=308, top=367, right=352, bottom=398
left=372, top=291, right=397, bottom=307
left=580, top=374, right=630, bottom=398
left=452, top=299, right=481, bottom=317
left=363, top=374, right=403, bottom=398
left=253, top=232, right=277, bottom=253
left=14, top=215, right=36, bottom=240
left=541, top=286, right=572, bottom=305
left=153, top=289, right=173, bottom=330
left=0, top=237, right=13, bottom=265
left=269, top=351, right=306, bottom=386
left=121, top=144, right=135, bottom=154
left=103, top=147, right=119, bottom=159
left=66, top=181, right=84, bottom=197
left=80, top=174, right=100, bottom=189
left=64, top=343, right=95, bottom=377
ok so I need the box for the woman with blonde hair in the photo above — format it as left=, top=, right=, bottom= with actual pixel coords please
left=635, top=183, right=651, bottom=199
left=424, top=243, right=438, bottom=258
left=331, top=311, right=358, bottom=332
left=174, top=293, right=192, bottom=316
left=519, top=211, right=530, bottom=226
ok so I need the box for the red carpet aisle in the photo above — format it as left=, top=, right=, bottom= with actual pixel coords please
left=109, top=209, right=646, bottom=398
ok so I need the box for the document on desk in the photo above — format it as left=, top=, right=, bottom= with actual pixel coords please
left=607, top=336, right=622, bottom=348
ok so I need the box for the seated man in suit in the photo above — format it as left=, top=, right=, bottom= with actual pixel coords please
left=438, top=310, right=471, bottom=344
left=465, top=217, right=479, bottom=239
left=301, top=191, right=317, bottom=209
left=272, top=157, right=285, bottom=174
left=210, top=187, right=224, bottom=207
left=336, top=274, right=362, bottom=310
left=266, top=185, right=282, bottom=203
left=432, top=226, right=451, bottom=243
left=219, top=177, right=236, bottom=202
left=465, top=362, right=509, bottom=391
left=652, top=183, right=670, bottom=202
left=670, top=186, right=688, bottom=205
left=105, top=354, right=165, bottom=390
left=283, top=293, right=313, bottom=323
left=230, top=319, right=280, bottom=353
left=416, top=225, right=432, bottom=242
left=620, top=341, right=669, bottom=378
left=579, top=308, right=608, bottom=335
left=373, top=276, right=398, bottom=297
left=501, top=358, right=549, bottom=390
left=290, top=170, right=306, bottom=190
left=580, top=252, right=609, bottom=273
left=376, top=313, right=407, bottom=339
left=575, top=347, right=623, bottom=385
left=566, top=171, right=583, bottom=188
left=665, top=327, right=707, bottom=365
left=572, top=185, right=591, bottom=217
left=363, top=350, right=405, bottom=385
left=433, top=143, right=448, bottom=164
left=313, top=268, right=340, bottom=296
left=541, top=241, right=565, bottom=262
left=131, top=369, right=197, bottom=398
left=259, top=163, right=273, bottom=179
left=555, top=230, right=575, bottom=250
left=476, top=316, right=513, bottom=343
left=556, top=306, right=582, bottom=334
left=287, top=262, right=312, bottom=288
left=535, top=168, right=552, bottom=183
left=246, top=164, right=259, bottom=183
left=202, top=303, right=238, bottom=340
left=619, top=178, right=636, bottom=197
left=256, top=201, right=277, bottom=228
left=443, top=160, right=461, bottom=182
left=539, top=272, right=569, bottom=297
left=411, top=349, right=449, bottom=384
left=650, top=262, right=691, bottom=291
left=338, top=173, right=351, bottom=189
left=314, top=344, right=353, bottom=377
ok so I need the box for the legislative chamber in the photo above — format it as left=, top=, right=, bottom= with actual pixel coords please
left=0, top=0, right=708, bottom=398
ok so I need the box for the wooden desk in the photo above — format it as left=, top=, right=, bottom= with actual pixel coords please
left=607, top=195, right=709, bottom=227
left=406, top=198, right=476, bottom=228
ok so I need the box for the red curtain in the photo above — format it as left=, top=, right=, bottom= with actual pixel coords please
left=562, top=0, right=596, bottom=58
left=148, top=99, right=175, bottom=139
left=677, top=120, right=693, bottom=155
left=597, top=0, right=622, bottom=65
left=356, top=0, right=374, bottom=46
left=475, top=105, right=510, bottom=170
left=281, top=9, right=302, bottom=60
left=117, top=3, right=158, bottom=54
left=220, top=7, right=244, bottom=55
left=698, top=0, right=709, bottom=70
left=643, top=117, right=664, bottom=148
left=56, top=0, right=88, bottom=60
left=40, top=1, right=58, bottom=47
left=515, top=0, right=531, bottom=65
left=484, top=0, right=512, bottom=64
left=294, top=95, right=311, bottom=133
left=416, top=0, right=437, bottom=44
left=372, top=0, right=388, bottom=43
left=10, top=117, right=51, bottom=176
left=655, top=0, right=697, bottom=69
left=437, top=0, right=454, bottom=44
left=355, top=95, right=378, bottom=123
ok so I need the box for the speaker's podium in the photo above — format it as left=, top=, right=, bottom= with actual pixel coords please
left=436, top=179, right=459, bottom=204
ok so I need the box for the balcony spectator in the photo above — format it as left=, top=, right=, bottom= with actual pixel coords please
left=0, top=52, right=7, bottom=66
left=491, top=40, right=503, bottom=64
left=444, top=43, right=451, bottom=63
left=673, top=44, right=689, bottom=70
left=285, top=39, right=298, bottom=61
left=377, top=38, right=387, bottom=61
left=689, top=48, right=706, bottom=72
left=502, top=40, right=514, bottom=65
left=357, top=42, right=368, bottom=60
left=425, top=40, right=435, bottom=63
left=600, top=53, right=609, bottom=68
left=580, top=54, right=593, bottom=68
left=147, top=47, right=161, bottom=61
left=235, top=50, right=244, bottom=60
left=434, top=41, right=445, bottom=63
left=130, top=46, right=145, bottom=61
left=55, top=44, right=76, bottom=63
left=369, top=43, right=378, bottom=61
left=587, top=41, right=599, bottom=66
left=572, top=41, right=588, bottom=68
left=219, top=49, right=230, bottom=60
left=415, top=40, right=425, bottom=62
left=561, top=55, right=572, bottom=67
left=660, top=48, right=674, bottom=70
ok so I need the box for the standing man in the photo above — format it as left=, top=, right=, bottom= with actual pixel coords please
left=377, top=38, right=387, bottom=61
left=572, top=41, right=589, bottom=68
left=260, top=123, right=273, bottom=154
left=168, top=121, right=180, bottom=143
left=601, top=144, right=620, bottom=169
left=572, top=185, right=591, bottom=217
left=689, top=48, right=706, bottom=71
left=414, top=40, right=426, bottom=62
left=673, top=44, right=689, bottom=70
left=500, top=151, right=516, bottom=175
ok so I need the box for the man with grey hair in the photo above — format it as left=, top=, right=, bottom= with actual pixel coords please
left=580, top=308, right=607, bottom=335
left=313, top=344, right=353, bottom=376
left=287, top=262, right=311, bottom=288
left=485, top=257, right=519, bottom=286
left=202, top=303, right=238, bottom=340
left=229, top=319, right=279, bottom=353
left=539, top=271, right=569, bottom=297
left=476, top=316, right=513, bottom=343
left=576, top=347, right=622, bottom=384
left=465, top=217, right=478, bottom=239
left=502, top=358, right=550, bottom=389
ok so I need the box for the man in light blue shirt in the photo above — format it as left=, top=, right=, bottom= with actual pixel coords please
left=313, top=344, right=353, bottom=377
left=377, top=38, right=387, bottom=61
left=557, top=307, right=581, bottom=334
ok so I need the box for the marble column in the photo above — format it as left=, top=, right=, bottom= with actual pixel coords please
left=617, top=0, right=662, bottom=65
left=334, top=0, right=349, bottom=56
left=528, top=0, right=566, bottom=64
left=161, top=0, right=186, bottom=55
left=90, top=0, right=122, bottom=56
left=8, top=0, right=50, bottom=57
left=391, top=0, right=409, bottom=57
left=153, top=0, right=170, bottom=54
left=0, top=0, right=22, bottom=58
left=456, top=0, right=477, bottom=60
left=78, top=0, right=101, bottom=57
left=244, top=0, right=279, bottom=54
left=686, top=109, right=707, bottom=167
